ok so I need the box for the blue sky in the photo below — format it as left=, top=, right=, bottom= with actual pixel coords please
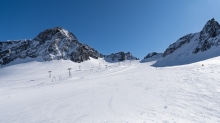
left=0, top=0, right=220, bottom=59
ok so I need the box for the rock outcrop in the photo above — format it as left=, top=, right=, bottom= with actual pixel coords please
left=144, top=52, right=163, bottom=59
left=104, top=52, right=139, bottom=62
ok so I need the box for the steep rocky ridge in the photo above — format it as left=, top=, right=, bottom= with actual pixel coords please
left=163, top=18, right=220, bottom=58
left=153, top=18, right=220, bottom=66
left=0, top=27, right=103, bottom=65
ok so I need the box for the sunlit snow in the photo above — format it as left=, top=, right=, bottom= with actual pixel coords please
left=0, top=57, right=220, bottom=123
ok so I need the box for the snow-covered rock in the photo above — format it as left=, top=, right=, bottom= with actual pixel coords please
left=154, top=18, right=220, bottom=66
left=193, top=18, right=220, bottom=53
left=140, top=52, right=163, bottom=63
left=144, top=52, right=163, bottom=59
left=0, top=27, right=103, bottom=65
left=104, top=52, right=139, bottom=62
left=163, top=18, right=220, bottom=58
left=163, top=33, right=196, bottom=57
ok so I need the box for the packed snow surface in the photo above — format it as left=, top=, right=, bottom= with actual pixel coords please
left=0, top=57, right=220, bottom=123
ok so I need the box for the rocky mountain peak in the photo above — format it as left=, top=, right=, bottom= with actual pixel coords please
left=202, top=18, right=220, bottom=29
left=0, top=27, right=103, bottom=65
left=200, top=18, right=220, bottom=40
left=162, top=18, right=220, bottom=58
left=33, top=27, right=77, bottom=43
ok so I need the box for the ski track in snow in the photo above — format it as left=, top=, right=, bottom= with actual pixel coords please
left=0, top=58, right=220, bottom=123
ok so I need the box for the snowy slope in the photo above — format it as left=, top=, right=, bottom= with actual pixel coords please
left=154, top=18, right=220, bottom=67
left=143, top=52, right=163, bottom=59
left=0, top=57, right=220, bottom=123
left=141, top=52, right=163, bottom=63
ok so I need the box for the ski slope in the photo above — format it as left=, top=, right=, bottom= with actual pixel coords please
left=0, top=57, right=220, bottom=123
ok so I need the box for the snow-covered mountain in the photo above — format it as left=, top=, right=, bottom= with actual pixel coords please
left=153, top=18, right=220, bottom=66
left=144, top=52, right=163, bottom=59
left=140, top=52, right=163, bottom=63
left=104, top=51, right=139, bottom=62
left=0, top=27, right=103, bottom=65
left=2, top=18, right=220, bottom=67
left=1, top=19, right=220, bottom=123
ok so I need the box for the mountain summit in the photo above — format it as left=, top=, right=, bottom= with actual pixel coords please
left=200, top=18, right=220, bottom=40
left=0, top=27, right=103, bottom=65
left=33, top=27, right=77, bottom=43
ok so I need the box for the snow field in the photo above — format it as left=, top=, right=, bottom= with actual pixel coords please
left=0, top=57, right=220, bottom=123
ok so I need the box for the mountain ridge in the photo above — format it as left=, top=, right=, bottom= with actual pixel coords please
left=104, top=51, right=139, bottom=62
left=0, top=27, right=139, bottom=66
left=162, top=18, right=220, bottom=58
left=0, top=27, right=103, bottom=65
left=1, top=18, right=220, bottom=66
left=152, top=18, right=220, bottom=67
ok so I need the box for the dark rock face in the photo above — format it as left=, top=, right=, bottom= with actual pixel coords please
left=144, top=52, right=163, bottom=59
left=70, top=44, right=102, bottom=62
left=200, top=18, right=220, bottom=40
left=193, top=18, right=220, bottom=54
left=0, top=40, right=32, bottom=65
left=104, top=52, right=139, bottom=61
left=163, top=18, right=220, bottom=57
left=0, top=27, right=103, bottom=65
left=33, top=27, right=77, bottom=44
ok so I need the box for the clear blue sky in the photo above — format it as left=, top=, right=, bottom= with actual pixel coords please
left=0, top=0, right=220, bottom=59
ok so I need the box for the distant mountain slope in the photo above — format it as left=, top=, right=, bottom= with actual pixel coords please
left=104, top=52, right=139, bottom=62
left=0, top=27, right=103, bottom=65
left=144, top=52, right=163, bottom=59
left=141, top=52, right=163, bottom=63
left=153, top=18, right=220, bottom=66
